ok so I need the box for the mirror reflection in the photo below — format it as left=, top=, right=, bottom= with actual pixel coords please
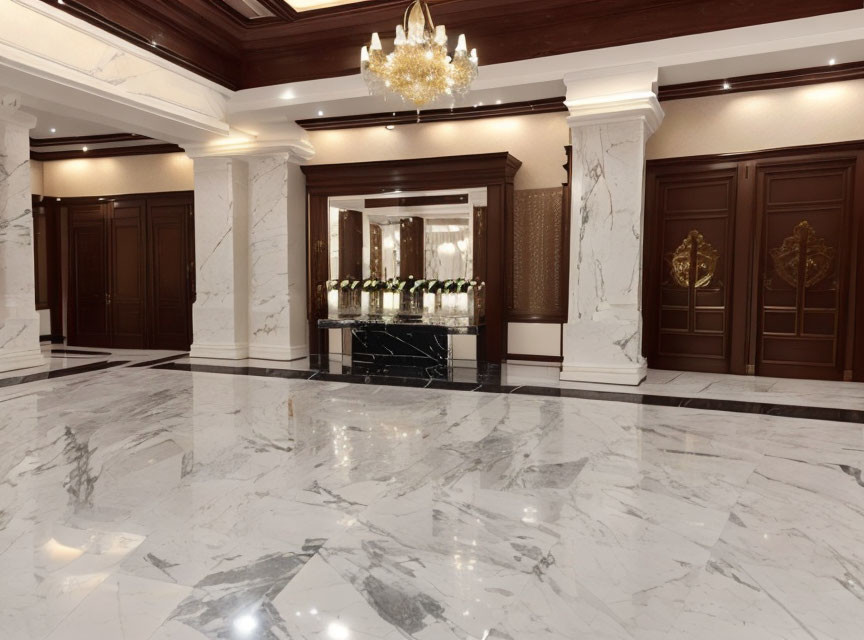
left=328, top=188, right=486, bottom=283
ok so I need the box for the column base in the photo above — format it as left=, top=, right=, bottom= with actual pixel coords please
left=560, top=362, right=647, bottom=386
left=189, top=342, right=249, bottom=360
left=0, top=348, right=46, bottom=374
left=247, top=344, right=308, bottom=361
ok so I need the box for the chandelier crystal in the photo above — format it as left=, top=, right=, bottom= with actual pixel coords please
left=360, top=0, right=478, bottom=108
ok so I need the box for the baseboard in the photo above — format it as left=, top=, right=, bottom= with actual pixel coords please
left=189, top=342, right=250, bottom=360
left=560, top=362, right=647, bottom=386
left=40, top=334, right=65, bottom=344
left=507, top=353, right=564, bottom=363
left=0, top=348, right=46, bottom=373
left=247, top=344, right=309, bottom=361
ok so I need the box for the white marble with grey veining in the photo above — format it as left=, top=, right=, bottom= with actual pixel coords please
left=1, top=361, right=863, bottom=639
left=247, top=156, right=307, bottom=361
left=0, top=95, right=44, bottom=373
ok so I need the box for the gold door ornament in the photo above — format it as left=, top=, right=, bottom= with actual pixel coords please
left=669, top=230, right=719, bottom=288
left=769, top=220, right=835, bottom=288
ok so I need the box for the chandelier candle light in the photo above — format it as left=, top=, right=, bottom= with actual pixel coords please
left=361, top=0, right=478, bottom=108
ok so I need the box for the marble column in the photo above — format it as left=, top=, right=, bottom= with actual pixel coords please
left=247, top=155, right=307, bottom=360
left=189, top=157, right=251, bottom=359
left=560, top=65, right=664, bottom=385
left=0, top=94, right=44, bottom=372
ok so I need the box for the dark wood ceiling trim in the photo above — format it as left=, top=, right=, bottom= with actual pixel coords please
left=39, top=0, right=861, bottom=90
left=659, top=60, right=864, bottom=101
left=364, top=194, right=469, bottom=208
left=31, top=143, right=183, bottom=161
left=297, top=96, right=568, bottom=131
left=30, top=133, right=154, bottom=147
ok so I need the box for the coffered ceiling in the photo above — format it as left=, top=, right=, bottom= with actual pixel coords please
left=40, top=0, right=863, bottom=91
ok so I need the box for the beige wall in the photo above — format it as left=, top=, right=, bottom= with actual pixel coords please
left=43, top=152, right=194, bottom=197
left=30, top=160, right=44, bottom=195
left=307, top=112, right=570, bottom=190
left=649, top=78, right=864, bottom=159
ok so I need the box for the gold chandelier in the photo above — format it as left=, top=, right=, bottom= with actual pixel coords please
left=360, top=0, right=478, bottom=108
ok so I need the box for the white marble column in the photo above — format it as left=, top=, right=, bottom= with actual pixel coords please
left=560, top=65, right=664, bottom=385
left=247, top=155, right=307, bottom=360
left=190, top=157, right=251, bottom=359
left=0, top=94, right=44, bottom=372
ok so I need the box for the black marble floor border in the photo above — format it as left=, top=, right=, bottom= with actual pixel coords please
left=152, top=362, right=864, bottom=424
left=0, top=360, right=131, bottom=389
left=128, top=353, right=190, bottom=368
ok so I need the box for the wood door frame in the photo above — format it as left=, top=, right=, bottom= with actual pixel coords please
left=61, top=190, right=194, bottom=349
left=646, top=139, right=864, bottom=380
left=301, top=153, right=522, bottom=363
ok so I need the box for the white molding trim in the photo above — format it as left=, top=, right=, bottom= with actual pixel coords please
left=0, top=348, right=45, bottom=374
left=565, top=92, right=665, bottom=136
left=184, top=138, right=315, bottom=161
left=247, top=344, right=309, bottom=361
left=560, top=362, right=647, bottom=386
left=189, top=342, right=250, bottom=360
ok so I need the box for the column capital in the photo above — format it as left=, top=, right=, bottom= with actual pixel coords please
left=563, top=63, right=664, bottom=136
left=184, top=136, right=314, bottom=162
left=0, top=94, right=37, bottom=129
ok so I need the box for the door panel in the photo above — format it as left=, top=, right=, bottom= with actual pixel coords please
left=645, top=166, right=738, bottom=373
left=755, top=160, right=854, bottom=380
left=148, top=200, right=193, bottom=350
left=110, top=200, right=146, bottom=348
left=69, top=205, right=110, bottom=347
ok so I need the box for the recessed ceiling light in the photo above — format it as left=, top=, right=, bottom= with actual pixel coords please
left=50, top=128, right=56, bottom=133
left=151, top=40, right=157, bottom=47
left=57, top=0, right=64, bottom=4
left=478, top=101, right=484, bottom=106
left=722, top=81, right=731, bottom=90
left=56, top=198, right=61, bottom=202
left=317, top=110, right=324, bottom=116
left=82, top=146, right=88, bottom=152
left=385, top=125, right=395, bottom=130
left=829, top=58, right=837, bottom=65
left=496, top=99, right=502, bottom=105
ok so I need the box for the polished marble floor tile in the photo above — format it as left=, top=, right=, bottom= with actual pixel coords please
left=1, top=359, right=862, bottom=639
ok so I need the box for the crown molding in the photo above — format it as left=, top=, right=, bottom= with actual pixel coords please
left=183, top=137, right=315, bottom=161
left=29, top=133, right=154, bottom=147
left=565, top=92, right=665, bottom=136
left=30, top=143, right=183, bottom=161
left=297, top=96, right=568, bottom=131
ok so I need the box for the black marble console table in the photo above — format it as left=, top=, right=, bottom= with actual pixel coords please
left=318, top=316, right=482, bottom=379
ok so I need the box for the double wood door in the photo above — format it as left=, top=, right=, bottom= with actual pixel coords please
left=68, top=194, right=194, bottom=350
left=644, top=147, right=863, bottom=381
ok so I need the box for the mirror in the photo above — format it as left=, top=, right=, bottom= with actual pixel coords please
left=328, top=188, right=487, bottom=283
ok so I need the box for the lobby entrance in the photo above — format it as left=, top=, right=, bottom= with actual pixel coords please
left=643, top=143, right=864, bottom=381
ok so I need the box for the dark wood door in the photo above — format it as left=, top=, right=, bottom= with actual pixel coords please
left=110, top=200, right=146, bottom=348
left=644, top=164, right=738, bottom=373
left=147, top=198, right=193, bottom=350
left=69, top=205, right=111, bottom=347
left=754, top=159, right=855, bottom=380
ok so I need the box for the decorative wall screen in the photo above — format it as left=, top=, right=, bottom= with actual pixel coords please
left=510, top=188, right=565, bottom=320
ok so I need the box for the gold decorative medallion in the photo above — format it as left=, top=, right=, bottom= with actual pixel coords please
left=769, top=221, right=835, bottom=288
left=670, top=230, right=719, bottom=288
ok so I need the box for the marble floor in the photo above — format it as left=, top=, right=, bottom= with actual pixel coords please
left=1, top=352, right=863, bottom=639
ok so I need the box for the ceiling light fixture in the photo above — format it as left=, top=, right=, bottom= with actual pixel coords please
left=317, top=110, right=324, bottom=116
left=361, top=0, right=478, bottom=108
left=82, top=146, right=88, bottom=152
left=829, top=58, right=836, bottom=65
left=385, top=124, right=395, bottom=130
left=722, top=81, right=731, bottom=90
left=50, top=128, right=56, bottom=133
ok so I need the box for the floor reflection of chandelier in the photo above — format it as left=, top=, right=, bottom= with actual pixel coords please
left=360, top=0, right=478, bottom=108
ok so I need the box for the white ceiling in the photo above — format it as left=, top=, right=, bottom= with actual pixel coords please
left=26, top=106, right=125, bottom=139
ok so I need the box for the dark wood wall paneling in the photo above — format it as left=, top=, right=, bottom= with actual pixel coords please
left=65, top=191, right=195, bottom=351
left=39, top=0, right=861, bottom=90
left=32, top=196, right=63, bottom=341
left=644, top=142, right=864, bottom=381
left=30, top=134, right=182, bottom=161
left=399, top=217, right=425, bottom=279
left=302, top=152, right=521, bottom=363
left=338, top=209, right=364, bottom=280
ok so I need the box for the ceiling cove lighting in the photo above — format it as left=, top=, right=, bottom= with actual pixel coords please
left=722, top=81, right=731, bottom=90
left=82, top=146, right=88, bottom=152
left=360, top=0, right=478, bottom=108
